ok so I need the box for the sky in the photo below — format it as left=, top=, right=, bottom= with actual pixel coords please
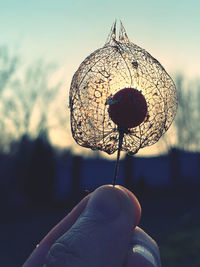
left=1, top=0, right=200, bottom=156
left=1, top=0, right=200, bottom=76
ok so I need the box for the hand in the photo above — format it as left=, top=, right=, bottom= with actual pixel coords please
left=23, top=185, right=161, bottom=267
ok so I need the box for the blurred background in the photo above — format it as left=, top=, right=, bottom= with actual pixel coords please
left=1, top=0, right=200, bottom=266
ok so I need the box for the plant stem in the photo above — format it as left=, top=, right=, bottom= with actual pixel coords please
left=112, top=129, right=124, bottom=186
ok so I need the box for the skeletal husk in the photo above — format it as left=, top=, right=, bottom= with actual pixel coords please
left=69, top=22, right=178, bottom=154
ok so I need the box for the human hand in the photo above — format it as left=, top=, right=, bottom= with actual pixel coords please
left=23, top=185, right=161, bottom=267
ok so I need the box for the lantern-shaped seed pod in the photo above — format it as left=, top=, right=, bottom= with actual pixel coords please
left=69, top=22, right=178, bottom=156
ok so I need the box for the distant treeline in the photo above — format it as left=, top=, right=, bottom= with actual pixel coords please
left=0, top=134, right=200, bottom=215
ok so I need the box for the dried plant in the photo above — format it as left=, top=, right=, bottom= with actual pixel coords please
left=69, top=22, right=178, bottom=184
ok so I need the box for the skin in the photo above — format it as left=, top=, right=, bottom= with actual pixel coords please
left=23, top=185, right=161, bottom=267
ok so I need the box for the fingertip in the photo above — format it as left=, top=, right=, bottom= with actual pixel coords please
left=115, top=185, right=141, bottom=227
left=92, top=185, right=141, bottom=226
left=86, top=185, right=135, bottom=222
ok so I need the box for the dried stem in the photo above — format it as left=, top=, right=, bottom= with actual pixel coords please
left=112, top=129, right=124, bottom=186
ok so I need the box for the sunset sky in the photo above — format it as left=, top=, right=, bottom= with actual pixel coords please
left=1, top=0, right=200, bottom=156
left=1, top=0, right=200, bottom=76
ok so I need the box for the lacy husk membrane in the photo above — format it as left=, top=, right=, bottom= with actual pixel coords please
left=69, top=22, right=178, bottom=155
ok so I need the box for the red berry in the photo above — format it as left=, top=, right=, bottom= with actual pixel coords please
left=108, top=88, right=147, bottom=128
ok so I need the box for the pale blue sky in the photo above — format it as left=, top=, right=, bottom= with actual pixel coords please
left=1, top=0, right=200, bottom=78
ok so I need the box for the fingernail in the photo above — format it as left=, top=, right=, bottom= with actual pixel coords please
left=85, top=186, right=130, bottom=220
left=133, top=245, right=160, bottom=267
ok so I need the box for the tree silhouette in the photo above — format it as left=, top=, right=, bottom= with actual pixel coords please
left=161, top=74, right=200, bottom=152
left=0, top=46, right=18, bottom=95
left=175, top=75, right=200, bottom=151
left=21, top=131, right=56, bottom=208
left=0, top=47, right=62, bottom=147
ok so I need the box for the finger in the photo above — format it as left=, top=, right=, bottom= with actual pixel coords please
left=44, top=185, right=140, bottom=267
left=23, top=193, right=91, bottom=267
left=125, top=226, right=161, bottom=267
left=117, top=186, right=141, bottom=226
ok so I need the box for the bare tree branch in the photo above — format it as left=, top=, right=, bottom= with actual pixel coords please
left=0, top=50, right=62, bottom=144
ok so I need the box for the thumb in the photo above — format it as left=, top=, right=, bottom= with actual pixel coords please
left=44, top=185, right=140, bottom=267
